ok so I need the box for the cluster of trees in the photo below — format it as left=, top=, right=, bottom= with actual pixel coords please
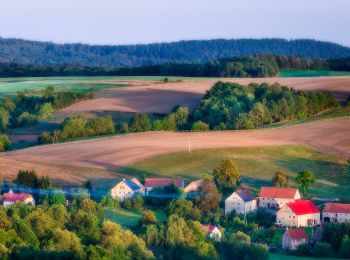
left=0, top=87, right=94, bottom=131
left=39, top=115, right=115, bottom=143
left=1, top=38, right=350, bottom=68
left=192, top=82, right=339, bottom=130
left=0, top=199, right=153, bottom=259
left=272, top=170, right=316, bottom=194
left=291, top=223, right=350, bottom=258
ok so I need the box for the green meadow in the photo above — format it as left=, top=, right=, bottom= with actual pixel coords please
left=104, top=208, right=166, bottom=228
left=279, top=69, right=350, bottom=77
left=121, top=145, right=350, bottom=200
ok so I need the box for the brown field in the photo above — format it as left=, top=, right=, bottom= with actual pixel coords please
left=2, top=117, right=349, bottom=186
left=62, top=76, right=350, bottom=114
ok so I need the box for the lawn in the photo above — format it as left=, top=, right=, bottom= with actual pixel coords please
left=279, top=69, right=350, bottom=77
left=263, top=107, right=350, bottom=129
left=270, top=254, right=336, bottom=260
left=104, top=208, right=167, bottom=228
left=121, top=145, right=350, bottom=199
left=0, top=76, right=130, bottom=97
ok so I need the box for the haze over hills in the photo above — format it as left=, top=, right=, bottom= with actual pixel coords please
left=1, top=37, right=350, bottom=67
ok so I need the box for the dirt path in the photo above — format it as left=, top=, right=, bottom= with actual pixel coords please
left=61, top=76, right=350, bottom=114
left=2, top=117, right=349, bottom=185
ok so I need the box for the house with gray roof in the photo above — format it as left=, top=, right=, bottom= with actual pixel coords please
left=225, top=188, right=257, bottom=214
left=110, top=178, right=144, bottom=201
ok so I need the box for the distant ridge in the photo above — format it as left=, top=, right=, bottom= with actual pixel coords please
left=1, top=37, right=350, bottom=67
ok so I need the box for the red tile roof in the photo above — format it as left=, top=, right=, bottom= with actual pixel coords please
left=324, top=203, right=350, bottom=214
left=287, top=200, right=320, bottom=215
left=2, top=192, right=33, bottom=202
left=287, top=228, right=307, bottom=240
left=259, top=187, right=298, bottom=199
left=144, top=178, right=184, bottom=188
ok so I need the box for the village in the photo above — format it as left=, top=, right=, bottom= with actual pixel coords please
left=3, top=174, right=350, bottom=254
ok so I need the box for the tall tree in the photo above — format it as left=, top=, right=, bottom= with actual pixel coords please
left=272, top=171, right=289, bottom=187
left=194, top=176, right=221, bottom=213
left=296, top=170, right=315, bottom=193
left=213, top=159, right=241, bottom=192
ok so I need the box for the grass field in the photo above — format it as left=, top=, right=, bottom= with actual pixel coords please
left=0, top=76, right=131, bottom=97
left=279, top=69, right=350, bottom=77
left=104, top=208, right=166, bottom=228
left=122, top=145, right=350, bottom=199
left=269, top=254, right=336, bottom=260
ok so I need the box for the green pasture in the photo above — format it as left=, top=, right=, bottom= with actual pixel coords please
left=279, top=69, right=350, bottom=77
left=104, top=208, right=166, bottom=228
left=121, top=145, right=350, bottom=199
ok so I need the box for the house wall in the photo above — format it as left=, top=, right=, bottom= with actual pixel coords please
left=277, top=206, right=320, bottom=227
left=110, top=182, right=135, bottom=200
left=282, top=233, right=306, bottom=250
left=277, top=206, right=298, bottom=226
left=209, top=228, right=222, bottom=241
left=258, top=197, right=296, bottom=209
left=3, top=197, right=35, bottom=206
left=225, top=193, right=257, bottom=214
left=323, top=212, right=350, bottom=223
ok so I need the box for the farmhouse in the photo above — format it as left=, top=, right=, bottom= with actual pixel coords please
left=110, top=178, right=144, bottom=201
left=323, top=203, right=350, bottom=223
left=184, top=179, right=202, bottom=197
left=258, top=187, right=301, bottom=209
left=144, top=178, right=185, bottom=194
left=282, top=228, right=308, bottom=250
left=277, top=200, right=320, bottom=227
left=2, top=190, right=35, bottom=206
left=201, top=224, right=222, bottom=241
left=225, top=188, right=257, bottom=215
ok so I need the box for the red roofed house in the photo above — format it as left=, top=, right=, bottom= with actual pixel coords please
left=282, top=228, right=308, bottom=250
left=201, top=224, right=222, bottom=241
left=277, top=200, right=320, bottom=227
left=2, top=190, right=35, bottom=206
left=144, top=178, right=185, bottom=194
left=184, top=179, right=202, bottom=197
left=323, top=203, right=350, bottom=223
left=258, top=187, right=301, bottom=209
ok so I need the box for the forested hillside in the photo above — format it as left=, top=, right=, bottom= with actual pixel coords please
left=1, top=37, right=350, bottom=67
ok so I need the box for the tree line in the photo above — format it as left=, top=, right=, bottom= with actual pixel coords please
left=1, top=38, right=350, bottom=68
left=1, top=54, right=350, bottom=78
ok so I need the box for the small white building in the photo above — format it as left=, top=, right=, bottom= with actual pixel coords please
left=282, top=228, right=308, bottom=250
left=323, top=203, right=350, bottom=223
left=2, top=190, right=35, bottom=206
left=110, top=178, right=144, bottom=201
left=258, top=187, right=301, bottom=210
left=277, top=200, right=320, bottom=227
left=225, top=188, right=257, bottom=215
left=201, top=224, right=222, bottom=241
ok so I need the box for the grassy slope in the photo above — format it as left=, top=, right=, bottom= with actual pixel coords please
left=104, top=208, right=166, bottom=228
left=122, top=145, right=350, bottom=199
left=279, top=69, right=350, bottom=77
left=270, top=254, right=336, bottom=260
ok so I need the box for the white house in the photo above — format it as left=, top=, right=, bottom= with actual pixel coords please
left=225, top=188, right=257, bottom=215
left=282, top=228, right=308, bottom=250
left=258, top=187, right=301, bottom=209
left=277, top=200, right=320, bottom=227
left=201, top=224, right=222, bottom=241
left=323, top=203, right=350, bottom=223
left=110, top=178, right=144, bottom=201
left=2, top=190, right=35, bottom=206
left=144, top=178, right=185, bottom=194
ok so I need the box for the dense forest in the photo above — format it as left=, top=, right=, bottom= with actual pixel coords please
left=1, top=37, right=350, bottom=67
left=191, top=82, right=339, bottom=130
left=1, top=54, right=348, bottom=78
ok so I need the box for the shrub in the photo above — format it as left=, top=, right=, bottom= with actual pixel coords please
left=191, top=120, right=209, bottom=131
left=129, top=113, right=151, bottom=132
left=139, top=210, right=157, bottom=226
left=0, top=134, right=11, bottom=151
